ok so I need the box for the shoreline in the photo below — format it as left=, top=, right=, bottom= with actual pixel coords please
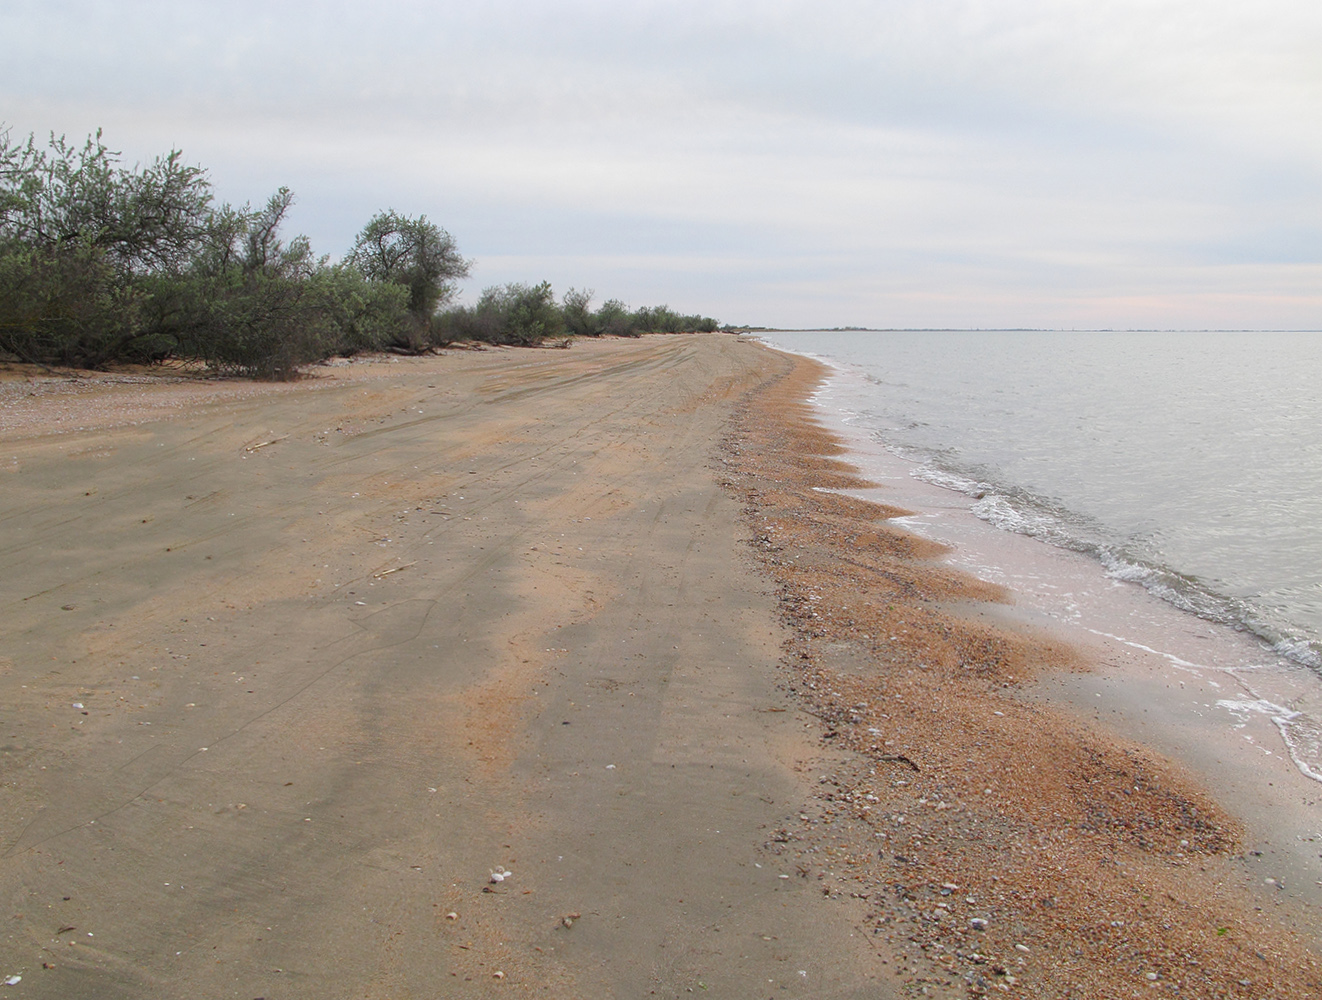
left=751, top=331, right=1322, bottom=680
left=726, top=343, right=1322, bottom=996
left=790, top=352, right=1322, bottom=911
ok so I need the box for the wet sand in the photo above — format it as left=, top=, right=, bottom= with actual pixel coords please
left=722, top=351, right=1322, bottom=998
left=806, top=388, right=1322, bottom=925
left=1, top=335, right=1319, bottom=998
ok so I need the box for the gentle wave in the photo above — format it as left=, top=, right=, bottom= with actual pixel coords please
left=1217, top=699, right=1322, bottom=783
left=911, top=460, right=1322, bottom=671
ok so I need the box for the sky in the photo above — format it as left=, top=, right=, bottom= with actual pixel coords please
left=3, top=0, right=1320, bottom=329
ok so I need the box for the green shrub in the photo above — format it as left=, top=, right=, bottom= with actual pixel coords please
left=595, top=298, right=637, bottom=336
left=0, top=127, right=444, bottom=375
left=445, top=281, right=566, bottom=346
left=3, top=124, right=724, bottom=373
left=0, top=239, right=155, bottom=367
left=346, top=211, right=470, bottom=337
left=562, top=287, right=596, bottom=337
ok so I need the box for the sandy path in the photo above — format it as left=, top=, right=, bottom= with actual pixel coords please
left=0, top=338, right=889, bottom=997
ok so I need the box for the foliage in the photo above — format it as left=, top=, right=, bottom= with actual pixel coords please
left=438, top=281, right=566, bottom=346
left=561, top=287, right=595, bottom=337
left=148, top=190, right=315, bottom=378
left=0, top=126, right=216, bottom=367
left=312, top=265, right=412, bottom=356
left=152, top=190, right=411, bottom=378
left=436, top=281, right=719, bottom=346
left=0, top=127, right=214, bottom=276
left=1, top=124, right=722, bottom=375
left=346, top=210, right=470, bottom=321
left=0, top=239, right=151, bottom=367
left=0, top=127, right=422, bottom=375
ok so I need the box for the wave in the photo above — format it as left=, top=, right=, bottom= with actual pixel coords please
left=756, top=334, right=1322, bottom=674
left=1216, top=699, right=1322, bottom=783
left=910, top=461, right=1322, bottom=672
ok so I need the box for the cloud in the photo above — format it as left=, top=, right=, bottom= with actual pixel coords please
left=2, top=0, right=1320, bottom=327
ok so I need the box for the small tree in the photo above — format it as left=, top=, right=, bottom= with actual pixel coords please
left=156, top=188, right=397, bottom=378
left=562, top=287, right=595, bottom=337
left=485, top=281, right=565, bottom=345
left=0, top=126, right=216, bottom=366
left=347, top=210, right=470, bottom=320
left=439, top=281, right=566, bottom=346
left=595, top=298, right=636, bottom=336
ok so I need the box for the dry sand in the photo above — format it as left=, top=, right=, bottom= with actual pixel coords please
left=0, top=335, right=1318, bottom=998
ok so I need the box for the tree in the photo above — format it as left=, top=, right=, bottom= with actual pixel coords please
left=0, top=127, right=214, bottom=277
left=436, top=281, right=567, bottom=346
left=0, top=126, right=218, bottom=366
left=346, top=210, right=470, bottom=320
left=0, top=125, right=449, bottom=374
left=562, top=287, right=595, bottom=336
left=595, top=298, right=636, bottom=336
left=159, top=188, right=411, bottom=378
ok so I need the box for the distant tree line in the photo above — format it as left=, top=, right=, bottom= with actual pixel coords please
left=435, top=282, right=719, bottom=346
left=0, top=128, right=720, bottom=378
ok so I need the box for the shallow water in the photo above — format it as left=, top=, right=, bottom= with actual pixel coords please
left=763, top=330, right=1322, bottom=668
left=759, top=330, right=1322, bottom=786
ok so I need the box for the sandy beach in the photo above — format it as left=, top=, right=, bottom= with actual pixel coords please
left=1, top=334, right=1319, bottom=998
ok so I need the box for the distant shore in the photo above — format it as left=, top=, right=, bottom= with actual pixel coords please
left=0, top=335, right=1318, bottom=997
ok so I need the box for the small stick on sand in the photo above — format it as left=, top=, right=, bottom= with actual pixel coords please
left=372, top=562, right=417, bottom=579
left=245, top=435, right=289, bottom=452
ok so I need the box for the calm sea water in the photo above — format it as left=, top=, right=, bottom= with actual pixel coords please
left=761, top=330, right=1322, bottom=672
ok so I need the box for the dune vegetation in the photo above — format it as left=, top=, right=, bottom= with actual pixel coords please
left=0, top=128, right=720, bottom=378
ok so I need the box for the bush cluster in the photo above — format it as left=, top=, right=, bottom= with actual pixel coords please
left=0, top=128, right=720, bottom=377
left=436, top=283, right=718, bottom=345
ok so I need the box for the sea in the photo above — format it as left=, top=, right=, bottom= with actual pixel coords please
left=758, top=329, right=1322, bottom=787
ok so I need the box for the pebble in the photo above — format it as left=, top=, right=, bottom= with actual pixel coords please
left=970, top=918, right=989, bottom=930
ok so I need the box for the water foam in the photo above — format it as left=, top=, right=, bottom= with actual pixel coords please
left=1216, top=699, right=1322, bottom=783
left=910, top=458, right=1322, bottom=676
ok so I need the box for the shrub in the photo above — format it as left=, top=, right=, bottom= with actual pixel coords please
left=0, top=126, right=452, bottom=375
left=154, top=190, right=358, bottom=378
left=346, top=211, right=470, bottom=326
left=445, top=281, right=566, bottom=346
left=562, top=287, right=596, bottom=337
left=0, top=127, right=215, bottom=366
left=0, top=239, right=154, bottom=367
left=595, top=298, right=636, bottom=336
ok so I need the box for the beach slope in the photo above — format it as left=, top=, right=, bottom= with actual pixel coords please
left=0, top=337, right=887, bottom=998
left=3, top=334, right=1318, bottom=999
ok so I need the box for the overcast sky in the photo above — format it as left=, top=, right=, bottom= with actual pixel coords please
left=4, top=0, right=1320, bottom=329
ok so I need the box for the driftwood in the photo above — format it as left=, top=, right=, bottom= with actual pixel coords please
left=244, top=434, right=289, bottom=452
left=372, top=562, right=417, bottom=579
